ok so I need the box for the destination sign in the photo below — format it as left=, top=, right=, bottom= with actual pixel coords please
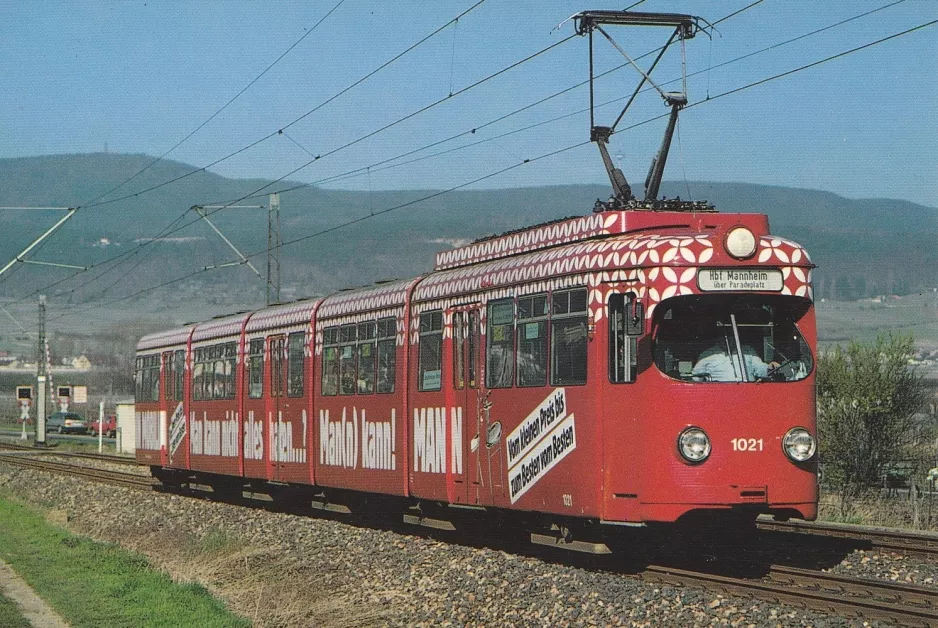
left=697, top=268, right=783, bottom=292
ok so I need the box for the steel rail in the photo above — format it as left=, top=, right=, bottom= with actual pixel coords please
left=759, top=518, right=938, bottom=558
left=0, top=441, right=138, bottom=466
left=642, top=564, right=938, bottom=627
left=0, top=453, right=154, bottom=490
left=768, top=565, right=938, bottom=610
left=3, top=451, right=937, bottom=625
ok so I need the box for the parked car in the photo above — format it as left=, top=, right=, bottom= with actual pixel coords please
left=89, top=414, right=117, bottom=438
left=46, top=411, right=88, bottom=435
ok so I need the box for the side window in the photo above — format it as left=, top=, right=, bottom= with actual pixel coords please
left=376, top=317, right=397, bottom=394
left=173, top=349, right=185, bottom=402
left=551, top=288, right=588, bottom=386
left=225, top=343, right=237, bottom=399
left=287, top=332, right=305, bottom=397
left=454, top=313, right=465, bottom=391
left=270, top=336, right=285, bottom=398
left=248, top=339, right=264, bottom=399
left=215, top=342, right=236, bottom=400
left=357, top=322, right=376, bottom=395
left=467, top=310, right=478, bottom=388
left=418, top=311, right=443, bottom=392
left=486, top=299, right=514, bottom=389
left=517, top=293, right=548, bottom=387
left=339, top=324, right=357, bottom=395
left=135, top=357, right=144, bottom=401
left=213, top=358, right=226, bottom=399
left=608, top=293, right=638, bottom=384
left=321, top=327, right=339, bottom=396
left=192, top=349, right=205, bottom=401
left=149, top=356, right=160, bottom=401
left=163, top=352, right=174, bottom=401
left=134, top=355, right=161, bottom=403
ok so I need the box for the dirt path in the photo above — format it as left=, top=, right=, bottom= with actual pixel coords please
left=0, top=558, right=69, bottom=628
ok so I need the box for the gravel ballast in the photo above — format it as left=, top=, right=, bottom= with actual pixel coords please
left=0, top=461, right=929, bottom=627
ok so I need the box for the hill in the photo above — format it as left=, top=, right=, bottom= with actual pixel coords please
left=1, top=153, right=936, bottom=325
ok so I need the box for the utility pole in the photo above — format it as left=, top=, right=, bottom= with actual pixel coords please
left=36, top=295, right=47, bottom=447
left=267, top=193, right=281, bottom=306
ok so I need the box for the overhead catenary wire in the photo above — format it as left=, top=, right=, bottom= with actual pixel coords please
left=7, top=2, right=919, bottom=315
left=8, top=0, right=899, bottom=310
left=17, top=1, right=902, bottom=311
left=79, top=0, right=350, bottom=210
left=222, top=0, right=913, bottom=198
left=21, top=1, right=494, bottom=304
left=40, top=30, right=579, bottom=305
left=80, top=1, right=489, bottom=213
left=46, top=17, right=938, bottom=323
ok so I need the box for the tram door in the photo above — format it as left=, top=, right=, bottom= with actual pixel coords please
left=161, top=350, right=183, bottom=468
left=451, top=306, right=483, bottom=505
left=267, top=335, right=286, bottom=481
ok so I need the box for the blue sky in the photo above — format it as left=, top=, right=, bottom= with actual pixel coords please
left=1, top=1, right=936, bottom=207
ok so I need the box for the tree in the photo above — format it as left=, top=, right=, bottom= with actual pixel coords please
left=817, top=333, right=930, bottom=519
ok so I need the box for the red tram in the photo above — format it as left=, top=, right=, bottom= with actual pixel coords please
left=135, top=206, right=818, bottom=548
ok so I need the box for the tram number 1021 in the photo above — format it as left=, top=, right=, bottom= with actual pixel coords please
left=731, top=438, right=764, bottom=452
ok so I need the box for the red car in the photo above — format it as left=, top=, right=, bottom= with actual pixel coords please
left=89, top=414, right=117, bottom=438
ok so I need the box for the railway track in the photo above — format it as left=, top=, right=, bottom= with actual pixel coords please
left=760, top=518, right=938, bottom=559
left=0, top=441, right=138, bottom=466
left=0, top=450, right=154, bottom=490
left=2, top=450, right=938, bottom=625
left=642, top=563, right=938, bottom=627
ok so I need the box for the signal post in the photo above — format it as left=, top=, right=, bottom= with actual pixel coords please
left=16, top=386, right=32, bottom=441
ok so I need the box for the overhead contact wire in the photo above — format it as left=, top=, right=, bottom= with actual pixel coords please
left=81, top=0, right=349, bottom=209
left=33, top=9, right=928, bottom=318
left=27, top=2, right=492, bottom=304
left=82, top=1, right=488, bottom=212
left=224, top=0, right=904, bottom=198
left=48, top=16, right=938, bottom=321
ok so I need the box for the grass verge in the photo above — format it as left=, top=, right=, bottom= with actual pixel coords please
left=0, top=591, right=31, bottom=628
left=0, top=494, right=250, bottom=628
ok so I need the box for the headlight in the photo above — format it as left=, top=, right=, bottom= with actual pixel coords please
left=725, top=227, right=756, bottom=259
left=678, top=427, right=711, bottom=463
left=783, top=427, right=816, bottom=462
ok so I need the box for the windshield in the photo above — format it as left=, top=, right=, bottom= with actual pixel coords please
left=653, top=295, right=813, bottom=383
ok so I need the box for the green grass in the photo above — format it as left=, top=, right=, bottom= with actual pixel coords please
left=817, top=292, right=938, bottom=349
left=0, top=591, right=31, bottom=628
left=0, top=494, right=250, bottom=628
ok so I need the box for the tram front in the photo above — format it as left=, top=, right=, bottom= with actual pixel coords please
left=600, top=220, right=818, bottom=526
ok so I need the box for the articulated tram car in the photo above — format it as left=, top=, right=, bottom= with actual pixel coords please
left=135, top=207, right=818, bottom=543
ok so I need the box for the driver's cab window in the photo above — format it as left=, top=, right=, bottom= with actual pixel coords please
left=653, top=295, right=813, bottom=383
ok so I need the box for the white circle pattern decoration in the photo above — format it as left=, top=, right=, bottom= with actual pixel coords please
left=138, top=326, right=193, bottom=351
left=434, top=213, right=612, bottom=271
left=245, top=300, right=319, bottom=333
left=140, top=229, right=814, bottom=352
left=318, top=278, right=416, bottom=318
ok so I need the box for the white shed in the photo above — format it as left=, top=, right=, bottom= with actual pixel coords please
left=115, top=402, right=136, bottom=454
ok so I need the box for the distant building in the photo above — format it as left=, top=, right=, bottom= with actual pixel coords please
left=71, top=355, right=92, bottom=371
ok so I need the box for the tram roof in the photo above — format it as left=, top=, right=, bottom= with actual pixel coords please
left=137, top=325, right=193, bottom=352
left=138, top=210, right=813, bottom=352
left=244, top=299, right=320, bottom=333
left=416, top=211, right=810, bottom=302
left=434, top=209, right=762, bottom=271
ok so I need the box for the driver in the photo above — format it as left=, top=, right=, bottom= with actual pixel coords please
left=692, top=341, right=779, bottom=382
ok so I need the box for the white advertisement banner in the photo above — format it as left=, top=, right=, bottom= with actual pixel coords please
left=506, top=388, right=567, bottom=469
left=508, top=414, right=576, bottom=504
